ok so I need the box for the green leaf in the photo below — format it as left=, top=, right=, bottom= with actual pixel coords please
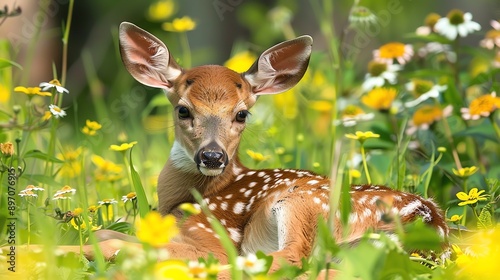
left=0, top=57, right=23, bottom=70
left=24, top=149, right=64, bottom=163
left=106, top=221, right=134, bottom=234
left=453, top=120, right=498, bottom=142
left=402, top=219, right=443, bottom=251
left=129, top=148, right=150, bottom=218
left=477, top=203, right=493, bottom=230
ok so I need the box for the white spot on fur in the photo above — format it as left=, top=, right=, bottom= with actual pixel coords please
left=228, top=227, right=242, bottom=243
left=258, top=171, right=266, bottom=177
left=248, top=182, right=257, bottom=188
left=361, top=208, right=372, bottom=218
left=322, top=203, right=330, bottom=212
left=244, top=189, right=253, bottom=197
left=220, top=202, right=228, bottom=211
left=399, top=200, right=423, bottom=217
left=209, top=203, right=217, bottom=210
left=235, top=174, right=245, bottom=181
left=307, top=180, right=319, bottom=185
left=313, top=197, right=321, bottom=204
left=239, top=188, right=247, bottom=193
left=358, top=195, right=368, bottom=205
left=247, top=171, right=256, bottom=176
left=233, top=202, right=245, bottom=214
left=225, top=194, right=233, bottom=199
left=369, top=195, right=380, bottom=205
left=348, top=212, right=358, bottom=224
left=197, top=223, right=206, bottom=229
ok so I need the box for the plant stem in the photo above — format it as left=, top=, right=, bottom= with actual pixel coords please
left=60, top=0, right=75, bottom=86
left=490, top=114, right=500, bottom=140
left=180, top=32, right=191, bottom=69
left=360, top=143, right=372, bottom=184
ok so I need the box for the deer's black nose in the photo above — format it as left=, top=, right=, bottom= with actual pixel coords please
left=195, top=142, right=228, bottom=170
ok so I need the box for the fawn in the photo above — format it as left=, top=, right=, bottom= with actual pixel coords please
left=66, top=22, right=450, bottom=273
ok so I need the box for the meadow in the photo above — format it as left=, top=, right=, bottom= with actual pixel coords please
left=0, top=0, right=499, bottom=279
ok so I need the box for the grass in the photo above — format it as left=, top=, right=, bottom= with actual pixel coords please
left=1, top=0, right=500, bottom=279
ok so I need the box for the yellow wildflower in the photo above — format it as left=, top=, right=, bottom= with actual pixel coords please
left=447, top=214, right=463, bottom=223
left=0, top=141, right=14, bottom=156
left=361, top=87, right=397, bottom=111
left=162, top=16, right=196, bottom=32
left=136, top=211, right=179, bottom=247
left=82, top=120, right=102, bottom=136
left=224, top=51, right=257, bottom=73
left=345, top=131, right=380, bottom=142
left=110, top=141, right=138, bottom=152
left=147, top=0, right=175, bottom=22
left=155, top=260, right=191, bottom=280
left=179, top=203, right=201, bottom=216
left=57, top=147, right=83, bottom=178
left=14, top=86, right=52, bottom=97
left=349, top=169, right=362, bottom=178
left=246, top=149, right=271, bottom=163
left=452, top=166, right=478, bottom=178
left=91, top=155, right=123, bottom=182
left=309, top=100, right=333, bottom=112
left=456, top=188, right=488, bottom=206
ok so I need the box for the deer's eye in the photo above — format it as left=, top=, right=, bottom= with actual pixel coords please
left=235, top=110, right=249, bottom=123
left=178, top=106, right=191, bottom=119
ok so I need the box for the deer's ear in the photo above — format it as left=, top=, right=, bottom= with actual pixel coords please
left=244, top=36, right=312, bottom=95
left=119, top=22, right=182, bottom=91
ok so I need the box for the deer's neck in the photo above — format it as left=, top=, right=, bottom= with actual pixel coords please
left=157, top=142, right=248, bottom=215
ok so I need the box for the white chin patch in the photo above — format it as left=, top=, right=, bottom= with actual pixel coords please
left=199, top=166, right=224, bottom=176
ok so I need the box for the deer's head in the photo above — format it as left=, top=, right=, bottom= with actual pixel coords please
left=119, top=22, right=312, bottom=176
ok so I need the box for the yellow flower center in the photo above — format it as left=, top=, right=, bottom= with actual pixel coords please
left=52, top=106, right=62, bottom=113
left=342, top=105, right=365, bottom=117
left=412, top=79, right=434, bottom=96
left=126, top=192, right=137, bottom=199
left=424, top=13, right=441, bottom=28
left=447, top=9, right=465, bottom=25
left=468, top=94, right=500, bottom=116
left=485, top=29, right=500, bottom=39
left=61, top=185, right=73, bottom=191
left=412, top=105, right=442, bottom=126
left=361, top=87, right=397, bottom=111
left=49, top=79, right=62, bottom=87
left=378, top=42, right=407, bottom=59
left=367, top=61, right=388, bottom=76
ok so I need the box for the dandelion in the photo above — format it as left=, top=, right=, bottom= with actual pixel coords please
left=82, top=119, right=102, bottom=136
left=335, top=104, right=375, bottom=127
left=361, top=61, right=401, bottom=91
left=236, top=253, right=267, bottom=274
left=404, top=79, right=447, bottom=107
left=136, top=211, right=179, bottom=247
left=373, top=42, right=414, bottom=65
left=460, top=92, right=500, bottom=120
left=415, top=13, right=441, bottom=36
left=453, top=166, right=478, bottom=179
left=14, top=86, right=52, bottom=97
left=147, top=0, right=175, bottom=22
left=48, top=104, right=66, bottom=118
left=88, top=205, right=101, bottom=214
left=162, top=16, right=196, bottom=32
left=348, top=5, right=377, bottom=26
left=406, top=105, right=453, bottom=135
left=110, top=141, right=138, bottom=152
left=456, top=188, right=488, bottom=206
left=224, top=51, right=257, bottom=73
left=39, top=79, right=69, bottom=94
left=480, top=20, right=500, bottom=49
left=0, top=141, right=14, bottom=156
left=361, top=87, right=397, bottom=111
left=246, top=149, right=271, bottom=163
left=434, top=9, right=481, bottom=40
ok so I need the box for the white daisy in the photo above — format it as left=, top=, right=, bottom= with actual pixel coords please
left=98, top=198, right=118, bottom=205
left=404, top=80, right=447, bottom=108
left=334, top=104, right=375, bottom=127
left=434, top=10, right=481, bottom=40
left=415, top=13, right=441, bottom=36
left=236, top=253, right=267, bottom=274
left=40, top=79, right=69, bottom=94
left=49, top=104, right=67, bottom=118
left=417, top=42, right=456, bottom=63
left=362, top=62, right=401, bottom=92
